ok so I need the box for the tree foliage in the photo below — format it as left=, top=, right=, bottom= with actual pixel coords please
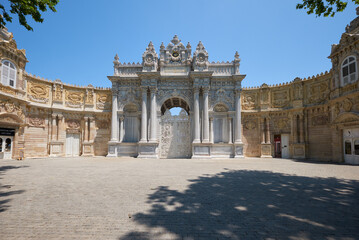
left=0, top=0, right=59, bottom=31
left=297, top=0, right=359, bottom=17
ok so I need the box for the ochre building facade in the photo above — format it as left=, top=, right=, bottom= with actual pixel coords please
left=1, top=14, right=359, bottom=164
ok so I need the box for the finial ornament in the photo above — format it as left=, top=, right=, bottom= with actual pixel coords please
left=160, top=42, right=165, bottom=50
left=114, top=54, right=119, bottom=61
left=171, top=35, right=180, bottom=45
left=186, top=42, right=191, bottom=49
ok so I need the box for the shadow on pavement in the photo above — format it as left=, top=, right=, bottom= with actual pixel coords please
left=120, top=170, right=359, bottom=240
left=0, top=165, right=27, bottom=212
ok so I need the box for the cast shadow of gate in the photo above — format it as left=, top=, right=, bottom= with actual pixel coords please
left=120, top=170, right=359, bottom=239
left=0, top=165, right=27, bottom=212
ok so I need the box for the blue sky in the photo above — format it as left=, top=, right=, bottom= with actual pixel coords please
left=4, top=0, right=358, bottom=88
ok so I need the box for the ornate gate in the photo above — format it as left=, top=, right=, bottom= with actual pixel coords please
left=160, top=109, right=191, bottom=158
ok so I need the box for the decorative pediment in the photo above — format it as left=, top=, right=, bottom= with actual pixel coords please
left=159, top=35, right=192, bottom=66
left=330, top=33, right=359, bottom=57
left=333, top=112, right=359, bottom=124
left=0, top=113, right=24, bottom=125
left=193, top=41, right=209, bottom=71
left=142, top=41, right=158, bottom=72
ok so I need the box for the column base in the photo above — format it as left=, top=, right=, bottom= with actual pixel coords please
left=138, top=142, right=159, bottom=158
left=49, top=141, right=64, bottom=157
left=234, top=143, right=244, bottom=158
left=107, top=141, right=118, bottom=157
left=261, top=143, right=272, bottom=158
left=292, top=143, right=306, bottom=159
left=192, top=143, right=211, bottom=158
left=82, top=141, right=94, bottom=157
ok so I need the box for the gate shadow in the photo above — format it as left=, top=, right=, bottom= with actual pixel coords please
left=119, top=170, right=359, bottom=240
left=0, top=165, right=27, bottom=212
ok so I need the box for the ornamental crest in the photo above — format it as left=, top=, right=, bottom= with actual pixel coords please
left=27, top=82, right=50, bottom=103
left=67, top=119, right=81, bottom=129
left=28, top=116, right=45, bottom=128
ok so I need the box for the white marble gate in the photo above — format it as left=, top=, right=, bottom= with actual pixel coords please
left=160, top=109, right=191, bottom=158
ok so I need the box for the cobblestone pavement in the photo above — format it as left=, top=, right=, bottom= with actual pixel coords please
left=1, top=157, right=359, bottom=240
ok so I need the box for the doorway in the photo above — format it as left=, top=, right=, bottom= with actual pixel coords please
left=66, top=133, right=80, bottom=157
left=274, top=134, right=289, bottom=159
left=343, top=128, right=359, bottom=164
left=0, top=128, right=15, bottom=159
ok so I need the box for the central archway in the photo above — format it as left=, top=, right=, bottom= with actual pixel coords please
left=159, top=97, right=191, bottom=159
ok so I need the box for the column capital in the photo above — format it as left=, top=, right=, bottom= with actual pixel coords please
left=202, top=86, right=210, bottom=93
left=149, top=87, right=157, bottom=93
left=140, top=86, right=148, bottom=93
left=193, top=87, right=200, bottom=93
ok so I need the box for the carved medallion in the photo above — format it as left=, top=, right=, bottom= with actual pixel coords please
left=67, top=119, right=81, bottom=129
left=272, top=90, right=289, bottom=108
left=244, top=120, right=256, bottom=130
left=28, top=117, right=45, bottom=128
left=242, top=93, right=257, bottom=110
left=65, top=90, right=84, bottom=108
left=27, top=82, right=50, bottom=103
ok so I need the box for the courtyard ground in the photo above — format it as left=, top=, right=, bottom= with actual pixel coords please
left=0, top=157, right=359, bottom=240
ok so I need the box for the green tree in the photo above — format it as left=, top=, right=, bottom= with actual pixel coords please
left=0, top=0, right=59, bottom=31
left=297, top=0, right=359, bottom=17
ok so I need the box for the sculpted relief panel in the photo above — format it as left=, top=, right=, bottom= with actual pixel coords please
left=96, top=93, right=111, bottom=110
left=308, top=81, right=329, bottom=104
left=27, top=116, right=45, bottom=128
left=242, top=92, right=257, bottom=110
left=272, top=89, right=289, bottom=108
left=65, top=90, right=84, bottom=108
left=0, top=100, right=25, bottom=123
left=27, top=81, right=50, bottom=103
left=210, top=88, right=234, bottom=110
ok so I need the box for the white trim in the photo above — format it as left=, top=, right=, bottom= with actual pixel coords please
left=341, top=56, right=357, bottom=86
left=1, top=60, right=17, bottom=88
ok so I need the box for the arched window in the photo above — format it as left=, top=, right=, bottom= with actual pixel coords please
left=1, top=60, right=16, bottom=87
left=342, top=56, right=357, bottom=86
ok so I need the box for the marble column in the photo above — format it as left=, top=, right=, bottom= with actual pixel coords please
left=193, top=88, right=200, bottom=143
left=228, top=117, right=233, bottom=144
left=140, top=88, right=148, bottom=142
left=119, top=116, right=124, bottom=143
left=266, top=117, right=270, bottom=144
left=234, top=91, right=242, bottom=143
left=110, top=93, right=119, bottom=141
left=203, top=88, right=210, bottom=143
left=209, top=117, right=214, bottom=143
left=149, top=88, right=157, bottom=142
left=299, top=114, right=304, bottom=143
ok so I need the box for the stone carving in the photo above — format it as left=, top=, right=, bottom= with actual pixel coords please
left=159, top=35, right=192, bottom=66
left=0, top=100, right=25, bottom=121
left=159, top=110, right=191, bottom=158
left=244, top=120, right=257, bottom=130
left=293, top=82, right=303, bottom=100
left=211, top=88, right=234, bottom=110
left=312, top=115, right=329, bottom=126
left=28, top=116, right=45, bottom=127
left=65, top=90, right=84, bottom=108
left=142, top=41, right=158, bottom=71
left=342, top=98, right=353, bottom=112
left=0, top=84, right=16, bottom=95
left=242, top=93, right=257, bottom=110
left=157, top=88, right=192, bottom=109
left=67, top=119, right=81, bottom=129
left=275, top=118, right=289, bottom=130
left=53, top=82, right=63, bottom=102
left=85, top=88, right=94, bottom=105
left=213, top=104, right=228, bottom=112
left=96, top=93, right=111, bottom=110
left=272, top=90, right=289, bottom=108
left=193, top=41, right=209, bottom=71
left=27, top=82, right=50, bottom=103
left=308, top=82, right=328, bottom=104
left=260, top=88, right=269, bottom=104
left=118, top=88, right=140, bottom=109
left=96, top=120, right=110, bottom=129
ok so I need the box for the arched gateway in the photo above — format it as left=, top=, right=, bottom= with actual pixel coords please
left=107, top=35, right=246, bottom=158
